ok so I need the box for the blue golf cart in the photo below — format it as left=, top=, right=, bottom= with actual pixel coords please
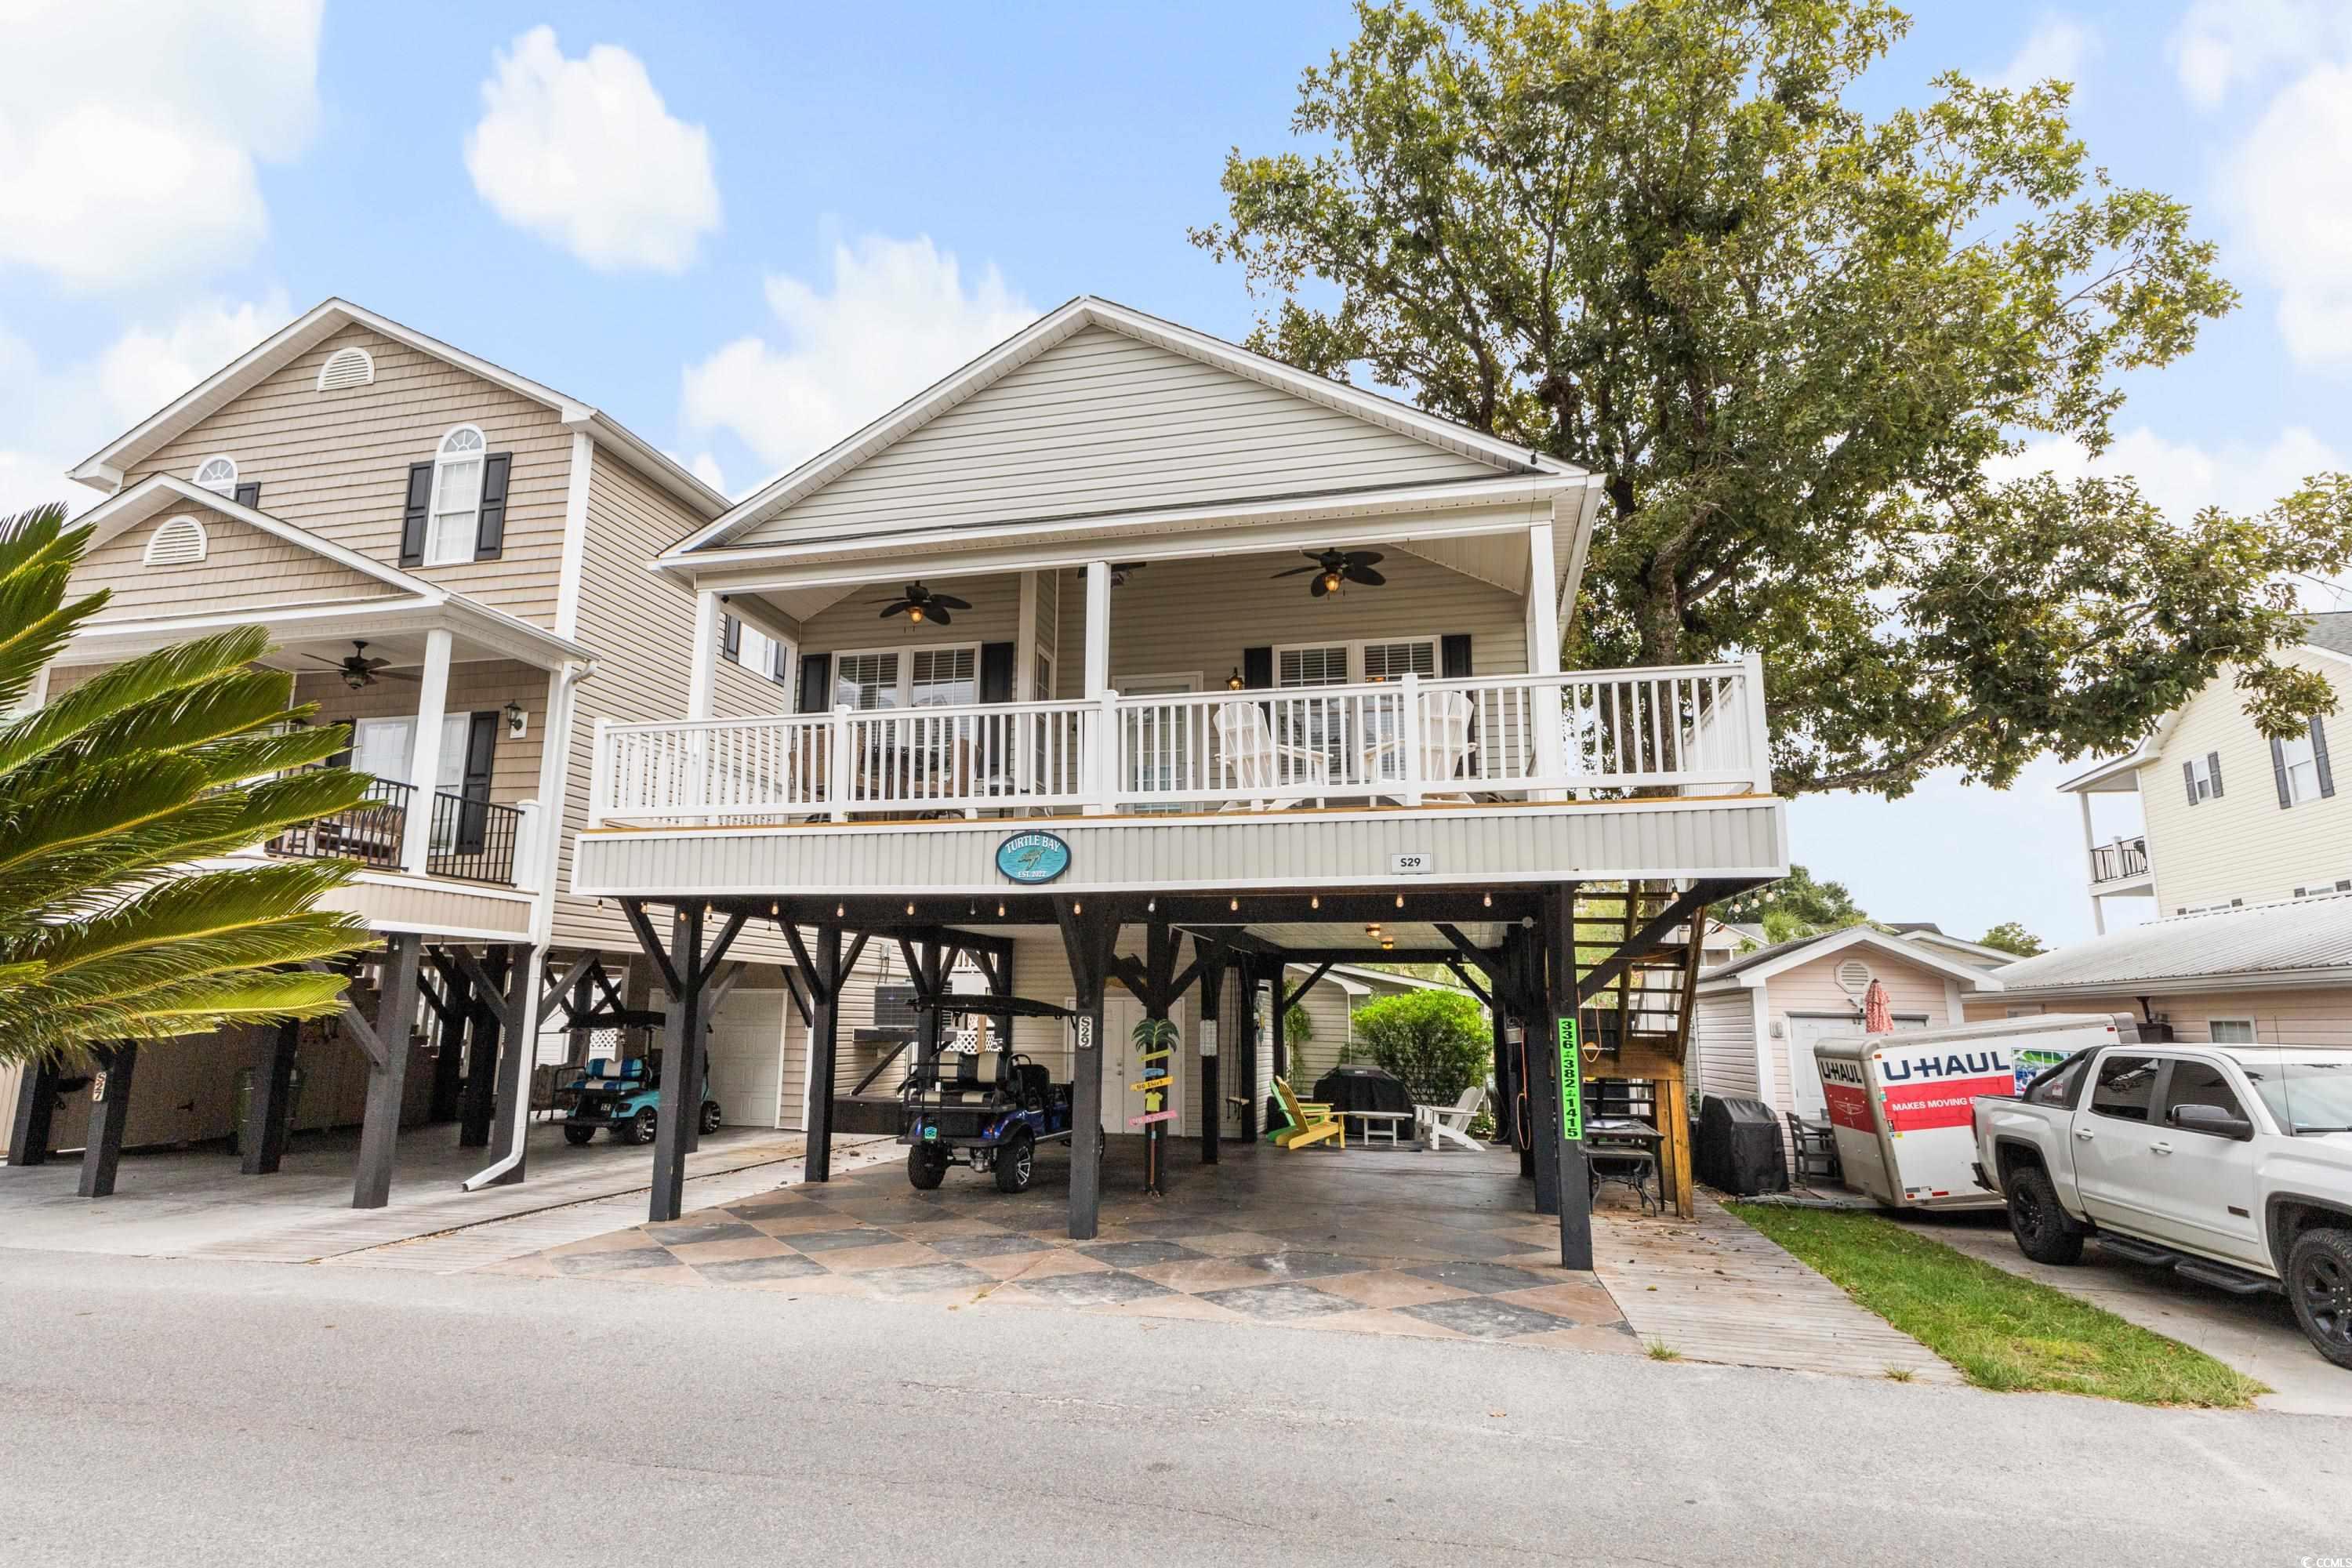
left=561, top=1051, right=721, bottom=1145
left=898, top=996, right=1075, bottom=1192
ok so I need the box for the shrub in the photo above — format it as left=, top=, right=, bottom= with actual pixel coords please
left=1355, top=990, right=1489, bottom=1103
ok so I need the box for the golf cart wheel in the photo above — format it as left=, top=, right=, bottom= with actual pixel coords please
left=563, top=1125, right=595, bottom=1146
left=699, top=1101, right=722, bottom=1135
left=2005, top=1163, right=2084, bottom=1265
left=995, top=1130, right=1036, bottom=1194
left=2287, top=1226, right=2352, bottom=1370
left=626, top=1107, right=659, bottom=1145
left=908, top=1143, right=949, bottom=1190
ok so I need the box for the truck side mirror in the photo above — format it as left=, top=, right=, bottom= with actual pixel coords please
left=2169, top=1102, right=2253, bottom=1140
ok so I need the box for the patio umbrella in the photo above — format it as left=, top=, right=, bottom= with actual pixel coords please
left=1862, top=978, right=1893, bottom=1034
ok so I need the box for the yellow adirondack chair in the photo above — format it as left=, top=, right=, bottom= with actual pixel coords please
left=1271, top=1077, right=1344, bottom=1150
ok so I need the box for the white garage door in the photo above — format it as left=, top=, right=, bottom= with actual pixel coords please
left=703, top=990, right=789, bottom=1130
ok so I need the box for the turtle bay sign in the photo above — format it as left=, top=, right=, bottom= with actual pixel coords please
left=996, top=830, right=1072, bottom=884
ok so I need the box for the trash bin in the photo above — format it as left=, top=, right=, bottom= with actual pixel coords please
left=230, top=1063, right=304, bottom=1156
left=1693, top=1094, right=1788, bottom=1196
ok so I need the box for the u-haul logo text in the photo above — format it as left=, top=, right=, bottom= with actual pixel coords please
left=1820, top=1058, right=1868, bottom=1087
left=1881, top=1049, right=2011, bottom=1083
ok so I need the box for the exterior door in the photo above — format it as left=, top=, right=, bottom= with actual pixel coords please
left=702, top=990, right=788, bottom=1130
left=1099, top=993, right=1185, bottom=1137
left=2141, top=1056, right=2267, bottom=1264
left=2072, top=1052, right=2169, bottom=1231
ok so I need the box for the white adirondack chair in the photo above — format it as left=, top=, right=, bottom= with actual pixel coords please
left=1213, top=700, right=1329, bottom=810
left=1416, top=1085, right=1487, bottom=1153
left=1363, top=688, right=1475, bottom=804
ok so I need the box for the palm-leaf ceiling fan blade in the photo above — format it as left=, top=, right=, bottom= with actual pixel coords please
left=375, top=670, right=419, bottom=681
left=1309, top=575, right=1330, bottom=597
left=1270, top=564, right=1322, bottom=578
left=300, top=655, right=348, bottom=668
left=924, top=608, right=952, bottom=626
left=1349, top=567, right=1386, bottom=586
left=928, top=593, right=971, bottom=611
left=879, top=603, right=910, bottom=618
left=1345, top=550, right=1384, bottom=566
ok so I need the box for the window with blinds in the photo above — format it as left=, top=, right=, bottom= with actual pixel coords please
left=1362, top=640, right=1436, bottom=681
left=835, top=652, right=901, bottom=710
left=910, top=647, right=978, bottom=706
left=1278, top=645, right=1349, bottom=687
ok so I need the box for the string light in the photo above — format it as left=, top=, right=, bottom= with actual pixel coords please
left=906, top=901, right=916, bottom=916
left=1483, top=892, right=1493, bottom=908
left=1147, top=898, right=1156, bottom=913
left=1229, top=898, right=1239, bottom=912
left=1073, top=902, right=1083, bottom=914
left=836, top=903, right=845, bottom=918
left=1309, top=895, right=1319, bottom=910
left=1395, top=894, right=1404, bottom=909
left=997, top=902, right=1006, bottom=917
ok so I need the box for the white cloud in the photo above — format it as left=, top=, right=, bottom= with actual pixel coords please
left=466, top=27, right=721, bottom=273
left=0, top=0, right=321, bottom=289
left=0, top=294, right=293, bottom=520
left=2225, top=60, right=2352, bottom=368
left=1988, top=424, right=2345, bottom=525
left=2170, top=0, right=2352, bottom=110
left=1989, top=15, right=2097, bottom=93
left=681, top=234, right=1037, bottom=470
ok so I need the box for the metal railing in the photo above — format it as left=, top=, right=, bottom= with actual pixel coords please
left=427, top=790, right=524, bottom=885
left=587, top=655, right=1773, bottom=827
left=2089, top=835, right=2150, bottom=885
left=265, top=775, right=412, bottom=870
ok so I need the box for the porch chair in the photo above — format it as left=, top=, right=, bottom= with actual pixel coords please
left=1268, top=1077, right=1345, bottom=1150
left=1785, top=1112, right=1841, bottom=1185
left=1415, top=1085, right=1487, bottom=1152
left=1363, top=688, right=1475, bottom=804
left=1213, top=701, right=1329, bottom=810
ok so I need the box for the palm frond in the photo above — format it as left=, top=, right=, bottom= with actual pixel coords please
left=0, top=626, right=270, bottom=782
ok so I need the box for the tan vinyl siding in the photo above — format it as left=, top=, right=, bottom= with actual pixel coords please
left=2140, top=648, right=2352, bottom=913
left=714, top=630, right=793, bottom=717
left=120, top=324, right=571, bottom=619
left=1051, top=552, right=1528, bottom=699
left=293, top=662, right=546, bottom=808
left=1964, top=988, right=2352, bottom=1048
left=734, top=324, right=1506, bottom=545
left=70, top=504, right=404, bottom=619
left=1690, top=991, right=1759, bottom=1102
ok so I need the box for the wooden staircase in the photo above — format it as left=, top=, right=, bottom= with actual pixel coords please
left=1570, top=881, right=1710, bottom=1217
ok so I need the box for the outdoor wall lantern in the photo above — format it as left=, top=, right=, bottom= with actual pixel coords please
left=503, top=699, right=527, bottom=739
left=1226, top=668, right=1245, bottom=690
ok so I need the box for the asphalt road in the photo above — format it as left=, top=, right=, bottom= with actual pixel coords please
left=3, top=1246, right=2348, bottom=1567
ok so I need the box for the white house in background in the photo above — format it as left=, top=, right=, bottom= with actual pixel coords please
left=1690, top=925, right=2003, bottom=1122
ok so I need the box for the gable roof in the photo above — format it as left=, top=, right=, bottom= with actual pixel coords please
left=1991, top=892, right=2352, bottom=996
left=66, top=474, right=590, bottom=668
left=2305, top=611, right=2352, bottom=660
left=70, top=298, right=728, bottom=522
left=666, top=295, right=1591, bottom=561
left=1698, top=924, right=2003, bottom=993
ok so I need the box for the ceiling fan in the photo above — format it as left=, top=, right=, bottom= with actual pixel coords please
left=875, top=582, right=971, bottom=626
left=1110, top=561, right=1146, bottom=586
left=306, top=640, right=416, bottom=691
left=1273, top=548, right=1385, bottom=597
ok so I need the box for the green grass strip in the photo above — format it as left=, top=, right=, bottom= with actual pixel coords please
left=1726, top=1203, right=2267, bottom=1408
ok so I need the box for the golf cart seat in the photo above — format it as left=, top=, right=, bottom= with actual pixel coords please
left=1009, top=1060, right=1051, bottom=1111
left=912, top=1051, right=1006, bottom=1106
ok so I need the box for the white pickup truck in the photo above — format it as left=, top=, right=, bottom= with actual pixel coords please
left=1972, top=1042, right=2352, bottom=1369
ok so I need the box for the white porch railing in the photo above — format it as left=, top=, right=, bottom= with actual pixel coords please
left=588, top=656, right=1771, bottom=827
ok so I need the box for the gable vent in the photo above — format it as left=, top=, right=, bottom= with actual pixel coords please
left=143, top=515, right=209, bottom=566
left=1834, top=956, right=1871, bottom=995
left=317, top=346, right=375, bottom=392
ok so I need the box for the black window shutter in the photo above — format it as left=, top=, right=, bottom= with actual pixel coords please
left=400, top=462, right=434, bottom=566
left=979, top=641, right=1015, bottom=703
left=720, top=615, right=742, bottom=663
left=2271, top=735, right=2293, bottom=809
left=797, top=652, right=833, bottom=713
left=232, top=481, right=261, bottom=509
left=473, top=452, right=511, bottom=561
left=1242, top=647, right=1273, bottom=689
left=2315, top=717, right=2336, bottom=798
left=456, top=711, right=499, bottom=853
left=2183, top=761, right=2199, bottom=808
left=1439, top=633, right=1472, bottom=680
left=2208, top=750, right=2223, bottom=798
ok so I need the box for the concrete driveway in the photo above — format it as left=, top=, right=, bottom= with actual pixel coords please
left=1890, top=1207, right=2352, bottom=1417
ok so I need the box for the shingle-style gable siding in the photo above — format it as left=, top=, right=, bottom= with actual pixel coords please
left=67, top=503, right=401, bottom=620
left=119, top=324, right=571, bottom=622
left=2140, top=646, right=2352, bottom=913
left=730, top=324, right=1507, bottom=546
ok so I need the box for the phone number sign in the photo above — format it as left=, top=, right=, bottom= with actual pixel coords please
left=1557, top=1018, right=1583, bottom=1142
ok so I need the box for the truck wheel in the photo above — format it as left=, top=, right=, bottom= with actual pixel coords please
left=994, top=1131, right=1036, bottom=1194
left=626, top=1107, right=659, bottom=1145
left=699, top=1101, right=722, bottom=1136
left=908, top=1143, right=948, bottom=1190
left=2006, top=1163, right=2085, bottom=1265
left=2286, top=1226, right=2352, bottom=1370
left=563, top=1125, right=594, bottom=1146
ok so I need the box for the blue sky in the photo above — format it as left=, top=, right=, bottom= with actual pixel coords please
left=5, top=0, right=2349, bottom=949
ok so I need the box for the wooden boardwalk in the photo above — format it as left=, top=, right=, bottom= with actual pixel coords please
left=1593, top=1196, right=1958, bottom=1383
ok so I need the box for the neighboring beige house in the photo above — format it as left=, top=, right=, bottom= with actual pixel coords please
left=1276, top=963, right=1473, bottom=1091
left=0, top=299, right=880, bottom=1201
left=1690, top=926, right=2003, bottom=1122
left=1887, top=923, right=2019, bottom=972
left=2065, top=613, right=2352, bottom=933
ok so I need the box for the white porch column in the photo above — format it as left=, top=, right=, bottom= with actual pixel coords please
left=1082, top=560, right=1112, bottom=814
left=401, top=628, right=455, bottom=875
left=685, top=589, right=721, bottom=722
left=1015, top=570, right=1040, bottom=701
left=2078, top=789, right=2106, bottom=936
left=1525, top=515, right=1565, bottom=793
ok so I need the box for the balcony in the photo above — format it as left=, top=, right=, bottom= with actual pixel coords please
left=589, top=660, right=1770, bottom=827
left=268, top=772, right=530, bottom=887
left=2089, top=835, right=2150, bottom=888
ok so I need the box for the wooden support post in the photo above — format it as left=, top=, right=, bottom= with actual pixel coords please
left=459, top=947, right=509, bottom=1149
left=429, top=964, right=470, bottom=1123
left=75, top=1042, right=140, bottom=1199
left=1238, top=958, right=1262, bottom=1142
left=912, top=936, right=944, bottom=1075
left=1659, top=1062, right=1693, bottom=1218
left=648, top=909, right=705, bottom=1223
left=242, top=1018, right=300, bottom=1175
left=485, top=943, right=541, bottom=1186
left=796, top=924, right=847, bottom=1184
left=1513, top=927, right=1560, bottom=1214
left=9, top=1058, right=59, bottom=1167
left=352, top=933, right=423, bottom=1210
left=1196, top=941, right=1225, bottom=1166
left=1544, top=882, right=1593, bottom=1270
left=1489, top=1000, right=1512, bottom=1148
left=1055, top=897, right=1112, bottom=1240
